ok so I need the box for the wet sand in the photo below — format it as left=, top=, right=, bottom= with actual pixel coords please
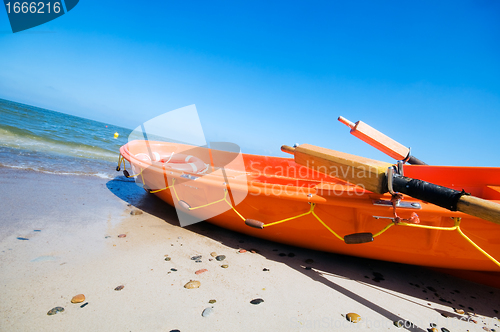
left=0, top=167, right=499, bottom=332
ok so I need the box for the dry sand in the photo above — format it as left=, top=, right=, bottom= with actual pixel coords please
left=0, top=166, right=499, bottom=332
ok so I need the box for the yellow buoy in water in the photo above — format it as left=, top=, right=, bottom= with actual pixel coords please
left=114, top=132, right=119, bottom=139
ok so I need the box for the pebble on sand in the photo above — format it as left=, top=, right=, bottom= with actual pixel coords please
left=118, top=234, right=126, bottom=238
left=202, top=307, right=214, bottom=317
left=238, top=249, right=247, bottom=253
left=210, top=252, right=217, bottom=257
left=47, top=307, right=64, bottom=315
left=195, top=269, right=208, bottom=275
left=221, top=264, right=228, bottom=268
left=209, top=299, right=216, bottom=304
left=164, top=257, right=171, bottom=261
left=71, top=294, right=85, bottom=303
left=346, top=313, right=361, bottom=323
left=430, top=328, right=438, bottom=332
left=250, top=298, right=264, bottom=305
left=191, top=255, right=202, bottom=260
left=215, top=255, right=226, bottom=261
left=184, top=280, right=201, bottom=289
left=17, top=237, right=29, bottom=240
left=454, top=308, right=465, bottom=314
left=130, top=210, right=143, bottom=215
left=114, top=285, right=125, bottom=291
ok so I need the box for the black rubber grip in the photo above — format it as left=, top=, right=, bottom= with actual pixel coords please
left=344, top=232, right=374, bottom=244
left=392, top=174, right=467, bottom=211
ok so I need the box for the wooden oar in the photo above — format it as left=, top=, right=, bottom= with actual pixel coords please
left=281, top=144, right=500, bottom=226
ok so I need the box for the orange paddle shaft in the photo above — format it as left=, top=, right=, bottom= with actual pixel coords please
left=338, top=116, right=427, bottom=165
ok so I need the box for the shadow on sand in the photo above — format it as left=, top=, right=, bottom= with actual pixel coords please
left=106, top=176, right=500, bottom=331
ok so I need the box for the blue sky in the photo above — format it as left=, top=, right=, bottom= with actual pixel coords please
left=1, top=1, right=499, bottom=166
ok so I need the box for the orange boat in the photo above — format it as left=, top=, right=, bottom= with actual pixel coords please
left=118, top=140, right=500, bottom=275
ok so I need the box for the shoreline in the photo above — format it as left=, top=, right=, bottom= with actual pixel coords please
left=0, top=167, right=498, bottom=331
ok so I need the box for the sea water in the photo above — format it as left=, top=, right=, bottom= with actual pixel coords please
left=0, top=98, right=131, bottom=178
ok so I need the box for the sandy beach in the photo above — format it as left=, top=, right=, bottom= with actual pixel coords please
left=0, top=166, right=499, bottom=332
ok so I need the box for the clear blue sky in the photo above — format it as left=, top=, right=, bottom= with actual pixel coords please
left=1, top=1, right=499, bottom=166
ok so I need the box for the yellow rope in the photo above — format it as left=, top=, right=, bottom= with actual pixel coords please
left=372, top=223, right=394, bottom=238
left=263, top=204, right=314, bottom=228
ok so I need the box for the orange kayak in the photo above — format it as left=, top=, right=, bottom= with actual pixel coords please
left=119, top=140, right=500, bottom=273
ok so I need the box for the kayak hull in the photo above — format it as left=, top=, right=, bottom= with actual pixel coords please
left=120, top=141, right=500, bottom=273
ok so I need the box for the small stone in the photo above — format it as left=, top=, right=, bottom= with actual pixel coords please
left=118, top=234, right=126, bottom=238
left=164, top=257, right=171, bottom=261
left=47, top=306, right=64, bottom=315
left=80, top=302, right=88, bottom=308
left=263, top=268, right=269, bottom=271
left=71, top=294, right=85, bottom=303
left=393, top=321, right=403, bottom=327
left=114, top=285, right=124, bottom=291
left=346, top=313, right=361, bottom=323
left=130, top=210, right=143, bottom=215
left=209, top=299, right=216, bottom=304
left=221, top=264, right=228, bottom=268
left=249, top=249, right=259, bottom=253
left=17, top=237, right=29, bottom=240
left=104, top=236, right=111, bottom=238
left=250, top=298, right=264, bottom=305
left=430, top=328, right=438, bottom=332
left=171, top=268, right=177, bottom=271
left=215, top=255, right=226, bottom=261
left=210, top=252, right=217, bottom=257
left=195, top=269, right=208, bottom=275
left=305, top=266, right=312, bottom=270
left=441, top=328, right=450, bottom=332
left=202, top=307, right=214, bottom=317
left=195, top=260, right=202, bottom=263
left=454, top=308, right=465, bottom=314
left=305, top=259, right=314, bottom=264
left=238, top=249, right=247, bottom=253
left=191, top=255, right=202, bottom=260
left=184, top=280, right=201, bottom=289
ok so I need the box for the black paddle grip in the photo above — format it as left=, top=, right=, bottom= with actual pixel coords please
left=392, top=174, right=468, bottom=211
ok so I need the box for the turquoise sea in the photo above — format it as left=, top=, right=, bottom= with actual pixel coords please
left=0, top=98, right=131, bottom=178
